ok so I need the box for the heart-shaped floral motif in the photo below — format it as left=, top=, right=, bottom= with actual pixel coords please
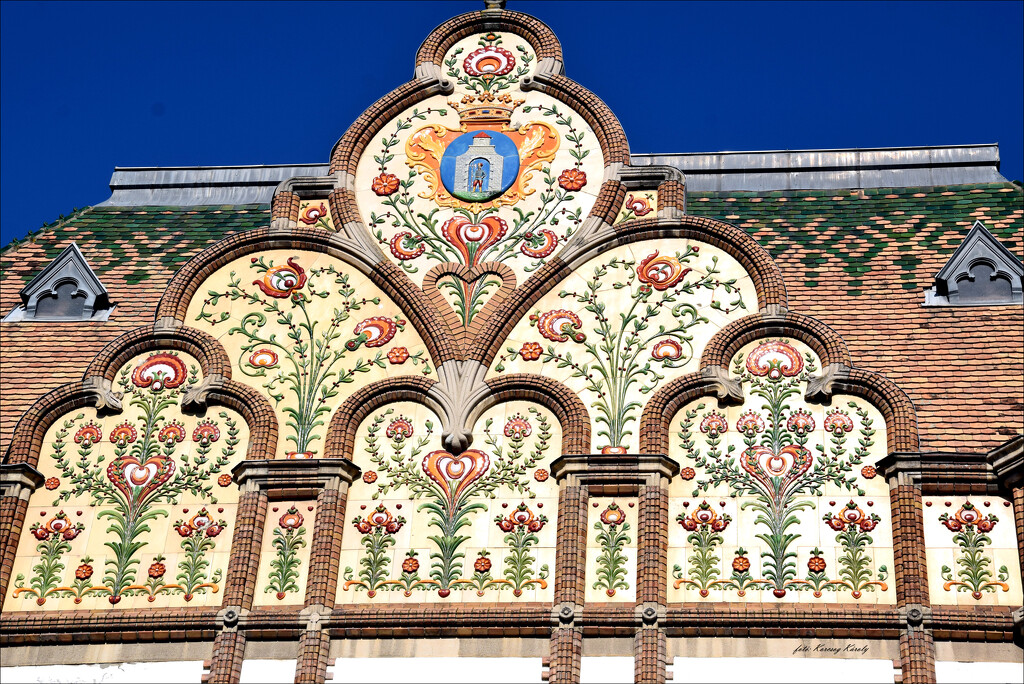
left=741, top=444, right=811, bottom=491
left=421, top=449, right=490, bottom=508
left=441, top=216, right=507, bottom=266
left=107, top=454, right=175, bottom=509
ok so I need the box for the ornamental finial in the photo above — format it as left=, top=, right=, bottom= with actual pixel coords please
left=484, top=0, right=506, bottom=9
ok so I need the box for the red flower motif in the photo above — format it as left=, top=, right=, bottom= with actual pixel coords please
left=463, top=45, right=516, bottom=76
left=679, top=467, right=696, bottom=481
left=253, top=258, right=307, bottom=299
left=807, top=555, right=827, bottom=573
left=279, top=506, right=304, bottom=530
left=599, top=502, right=626, bottom=526
left=823, top=409, right=855, bottom=435
left=248, top=349, right=278, bottom=368
left=736, top=411, right=765, bottom=437
left=132, top=353, right=189, bottom=391
left=299, top=202, right=328, bottom=225
left=109, top=422, right=138, bottom=447
left=75, top=562, right=94, bottom=580
left=496, top=503, right=547, bottom=533
left=148, top=560, right=166, bottom=579
left=520, top=230, right=558, bottom=259
left=651, top=338, right=684, bottom=361
left=474, top=555, right=492, bottom=573
left=189, top=510, right=213, bottom=531
left=440, top=215, right=507, bottom=266
left=624, top=193, right=653, bottom=217
left=861, top=465, right=877, bottom=479
left=390, top=232, right=425, bottom=260
left=732, top=554, right=750, bottom=572
left=385, top=418, right=414, bottom=441
left=824, top=501, right=880, bottom=533
left=354, top=505, right=404, bottom=535
left=531, top=309, right=586, bottom=343
left=699, top=411, right=728, bottom=439
left=74, top=422, right=103, bottom=447
left=371, top=173, right=400, bottom=196
left=940, top=501, right=997, bottom=533
left=636, top=251, right=690, bottom=292
left=217, top=473, right=233, bottom=487
left=347, top=316, right=401, bottom=351
left=503, top=414, right=532, bottom=440
left=745, top=341, right=804, bottom=380
left=44, top=477, right=60, bottom=490
left=158, top=421, right=186, bottom=445
left=362, top=470, right=378, bottom=484
left=533, top=468, right=549, bottom=482
left=786, top=410, right=815, bottom=437
left=402, top=555, right=420, bottom=574
left=678, top=500, right=731, bottom=532
left=387, top=347, right=410, bottom=364
left=175, top=523, right=193, bottom=537
left=557, top=168, right=587, bottom=192
left=518, top=342, right=543, bottom=361
left=192, top=421, right=220, bottom=447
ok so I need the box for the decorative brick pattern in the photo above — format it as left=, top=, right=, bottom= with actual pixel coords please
left=554, top=485, right=589, bottom=605
left=701, top=311, right=851, bottom=369
left=294, top=629, right=331, bottom=684
left=4, top=381, right=92, bottom=466
left=272, top=191, right=300, bottom=222
left=898, top=630, right=936, bottom=684
left=1013, top=487, right=1024, bottom=575
left=639, top=372, right=720, bottom=455
left=548, top=625, right=583, bottom=684
left=0, top=496, right=29, bottom=612
left=890, top=485, right=929, bottom=607
left=84, top=324, right=234, bottom=381
left=223, top=490, right=269, bottom=609
left=636, top=485, right=668, bottom=605
left=634, top=627, right=666, bottom=684
left=206, top=630, right=245, bottom=684
left=415, top=10, right=563, bottom=70
left=422, top=261, right=517, bottom=353
left=304, top=487, right=347, bottom=606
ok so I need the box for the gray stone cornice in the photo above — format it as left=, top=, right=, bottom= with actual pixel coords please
left=989, top=435, right=1024, bottom=491
left=0, top=462, right=45, bottom=499
left=231, top=458, right=361, bottom=494
left=550, top=453, right=679, bottom=486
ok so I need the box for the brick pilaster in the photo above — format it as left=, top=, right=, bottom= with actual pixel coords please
left=898, top=629, right=936, bottom=684
left=634, top=628, right=666, bottom=684
left=635, top=483, right=669, bottom=683
left=294, top=626, right=331, bottom=684
left=554, top=484, right=589, bottom=605
left=0, top=495, right=30, bottom=612
left=549, top=625, right=583, bottom=684
left=206, top=630, right=246, bottom=684
left=305, top=486, right=348, bottom=606
left=223, top=489, right=268, bottom=609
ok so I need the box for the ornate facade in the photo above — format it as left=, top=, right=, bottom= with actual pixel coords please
left=1, top=5, right=1021, bottom=684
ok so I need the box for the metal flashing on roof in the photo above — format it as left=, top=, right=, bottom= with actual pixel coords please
left=96, top=145, right=1008, bottom=207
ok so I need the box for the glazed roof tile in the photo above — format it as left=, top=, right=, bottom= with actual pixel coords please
left=2, top=185, right=1021, bottom=455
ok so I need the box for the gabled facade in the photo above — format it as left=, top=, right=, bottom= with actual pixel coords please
left=0, top=6, right=1021, bottom=684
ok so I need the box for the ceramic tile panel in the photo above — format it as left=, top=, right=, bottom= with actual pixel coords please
left=584, top=497, right=637, bottom=603
left=923, top=496, right=1022, bottom=607
left=353, top=30, right=605, bottom=331
left=297, top=199, right=334, bottom=231
left=614, top=191, right=658, bottom=224
left=336, top=401, right=559, bottom=604
left=6, top=351, right=247, bottom=611
left=255, top=501, right=315, bottom=606
left=184, top=249, right=434, bottom=459
left=667, top=339, right=895, bottom=604
left=488, top=239, right=755, bottom=452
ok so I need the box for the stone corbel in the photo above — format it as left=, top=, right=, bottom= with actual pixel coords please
left=701, top=365, right=744, bottom=406
left=804, top=363, right=850, bottom=405
left=899, top=604, right=932, bottom=633
left=413, top=62, right=454, bottom=95
left=81, top=375, right=123, bottom=415
left=521, top=57, right=564, bottom=90
left=181, top=374, right=225, bottom=415
left=0, top=462, right=45, bottom=500
left=636, top=602, right=664, bottom=628
left=232, top=459, right=362, bottom=496
left=550, top=453, right=680, bottom=488
left=429, top=360, right=491, bottom=454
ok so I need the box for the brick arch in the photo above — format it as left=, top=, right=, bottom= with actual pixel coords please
left=638, top=372, right=727, bottom=455
left=323, top=376, right=442, bottom=461
left=83, top=324, right=233, bottom=382
left=699, top=310, right=851, bottom=370
left=154, top=225, right=459, bottom=365
left=414, top=9, right=563, bottom=69
left=468, top=214, right=788, bottom=367
left=476, top=375, right=591, bottom=455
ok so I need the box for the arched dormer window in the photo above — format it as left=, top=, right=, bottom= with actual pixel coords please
left=924, top=221, right=1023, bottom=306
left=3, top=242, right=114, bottom=321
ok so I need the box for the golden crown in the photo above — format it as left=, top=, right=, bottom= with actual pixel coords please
left=448, top=92, right=525, bottom=128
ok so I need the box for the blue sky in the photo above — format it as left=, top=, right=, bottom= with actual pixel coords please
left=2, top=0, right=1021, bottom=246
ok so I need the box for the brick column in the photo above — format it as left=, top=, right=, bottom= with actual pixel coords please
left=549, top=481, right=588, bottom=683
left=1012, top=487, right=1024, bottom=582
left=989, top=436, right=1023, bottom=584
left=0, top=463, right=44, bottom=612
left=878, top=453, right=935, bottom=684
left=205, top=629, right=245, bottom=684
left=295, top=618, right=332, bottom=684
left=635, top=481, right=669, bottom=684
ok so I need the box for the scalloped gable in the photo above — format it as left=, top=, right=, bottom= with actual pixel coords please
left=925, top=220, right=1023, bottom=305
left=4, top=243, right=112, bottom=321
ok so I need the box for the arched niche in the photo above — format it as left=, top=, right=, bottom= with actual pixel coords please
left=6, top=350, right=249, bottom=611
left=336, top=400, right=559, bottom=604
left=666, top=338, right=895, bottom=605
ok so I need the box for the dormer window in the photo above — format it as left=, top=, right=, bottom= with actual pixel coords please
left=924, top=221, right=1023, bottom=306
left=3, top=243, right=114, bottom=321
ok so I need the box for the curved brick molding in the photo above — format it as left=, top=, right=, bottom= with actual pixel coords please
left=154, top=225, right=460, bottom=366
left=469, top=214, right=788, bottom=367
left=84, top=324, right=234, bottom=383
left=324, top=375, right=441, bottom=460
left=700, top=310, right=850, bottom=370
left=481, top=374, right=591, bottom=455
